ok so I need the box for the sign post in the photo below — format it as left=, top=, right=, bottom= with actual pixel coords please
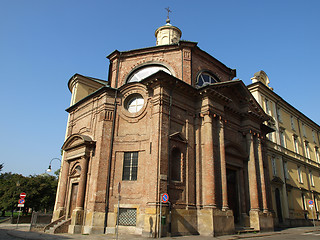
left=16, top=193, right=26, bottom=229
left=308, top=200, right=315, bottom=227
left=159, top=193, right=169, bottom=238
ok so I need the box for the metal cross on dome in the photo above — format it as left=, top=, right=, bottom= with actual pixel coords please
left=165, top=7, right=172, bottom=23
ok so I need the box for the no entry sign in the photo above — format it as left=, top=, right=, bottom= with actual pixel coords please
left=162, top=193, right=169, bottom=203
left=20, top=192, right=26, bottom=198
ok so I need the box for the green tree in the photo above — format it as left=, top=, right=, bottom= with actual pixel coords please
left=24, top=174, right=58, bottom=212
left=0, top=172, right=58, bottom=215
left=0, top=173, right=27, bottom=216
left=0, top=163, right=3, bottom=172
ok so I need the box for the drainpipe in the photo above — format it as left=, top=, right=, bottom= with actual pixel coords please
left=104, top=52, right=121, bottom=233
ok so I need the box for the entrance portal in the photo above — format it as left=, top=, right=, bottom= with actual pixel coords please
left=227, top=169, right=240, bottom=223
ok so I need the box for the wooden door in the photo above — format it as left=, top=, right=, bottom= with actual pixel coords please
left=68, top=183, right=78, bottom=218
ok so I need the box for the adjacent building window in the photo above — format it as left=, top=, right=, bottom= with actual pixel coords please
left=302, top=123, right=306, bottom=138
left=122, top=152, right=138, bottom=181
left=271, top=156, right=277, bottom=176
left=310, top=171, right=314, bottom=186
left=171, top=147, right=182, bottom=181
left=298, top=166, right=303, bottom=183
left=315, top=147, right=320, bottom=163
left=293, top=135, right=299, bottom=154
left=312, top=130, right=317, bottom=144
left=277, top=107, right=282, bottom=122
left=305, top=141, right=310, bottom=159
left=118, top=208, right=137, bottom=226
left=291, top=116, right=295, bottom=131
left=280, top=129, right=286, bottom=147
left=284, top=161, right=289, bottom=179
left=301, top=193, right=306, bottom=211
left=265, top=98, right=270, bottom=115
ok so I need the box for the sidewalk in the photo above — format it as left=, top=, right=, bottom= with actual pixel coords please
left=0, top=223, right=319, bottom=240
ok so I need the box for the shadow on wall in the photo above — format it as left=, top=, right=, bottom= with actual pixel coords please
left=169, top=209, right=199, bottom=236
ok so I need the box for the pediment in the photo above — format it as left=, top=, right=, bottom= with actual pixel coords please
left=207, top=80, right=269, bottom=122
left=170, top=132, right=187, bottom=143
left=271, top=176, right=284, bottom=185
left=62, top=134, right=95, bottom=151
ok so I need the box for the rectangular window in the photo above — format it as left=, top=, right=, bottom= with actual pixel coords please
left=312, top=130, right=317, bottom=144
left=265, top=99, right=270, bottom=115
left=280, top=130, right=286, bottom=147
left=302, top=193, right=306, bottom=210
left=122, top=152, right=138, bottom=181
left=302, top=123, right=306, bottom=137
left=268, top=132, right=273, bottom=142
left=310, top=171, right=314, bottom=186
left=277, top=107, right=282, bottom=122
left=293, top=136, right=299, bottom=154
left=305, top=142, right=310, bottom=159
left=291, top=116, right=295, bottom=131
left=298, top=166, right=303, bottom=183
left=284, top=161, right=289, bottom=179
left=315, top=147, right=320, bottom=163
left=271, top=156, right=277, bottom=176
left=118, top=208, right=137, bottom=226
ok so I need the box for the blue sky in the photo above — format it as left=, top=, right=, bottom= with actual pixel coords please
left=1, top=0, right=319, bottom=176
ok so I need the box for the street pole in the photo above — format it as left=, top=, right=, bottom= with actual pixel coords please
left=159, top=194, right=162, bottom=238
left=116, top=182, right=121, bottom=240
left=312, top=206, right=315, bottom=227
left=16, top=207, right=21, bottom=229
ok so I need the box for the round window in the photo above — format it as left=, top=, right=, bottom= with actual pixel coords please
left=196, top=72, right=219, bottom=87
left=125, top=94, right=144, bottom=113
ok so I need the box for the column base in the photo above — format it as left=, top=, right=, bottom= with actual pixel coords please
left=197, top=208, right=234, bottom=236
left=52, top=207, right=65, bottom=221
left=249, top=210, right=274, bottom=231
left=68, top=208, right=84, bottom=234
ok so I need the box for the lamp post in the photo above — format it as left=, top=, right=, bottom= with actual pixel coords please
left=47, top=158, right=61, bottom=172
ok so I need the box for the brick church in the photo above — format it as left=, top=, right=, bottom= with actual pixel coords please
left=50, top=17, right=274, bottom=237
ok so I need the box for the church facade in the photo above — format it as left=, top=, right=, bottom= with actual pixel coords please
left=50, top=20, right=274, bottom=237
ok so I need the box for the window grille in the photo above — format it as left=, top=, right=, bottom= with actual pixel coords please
left=118, top=208, right=137, bottom=226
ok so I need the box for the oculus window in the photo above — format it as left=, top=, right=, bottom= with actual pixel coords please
left=196, top=72, right=219, bottom=87
left=127, top=65, right=171, bottom=83
left=122, top=152, right=138, bottom=181
left=125, top=94, right=144, bottom=113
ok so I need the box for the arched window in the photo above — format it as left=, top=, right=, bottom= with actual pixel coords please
left=196, top=71, right=219, bottom=88
left=171, top=148, right=181, bottom=181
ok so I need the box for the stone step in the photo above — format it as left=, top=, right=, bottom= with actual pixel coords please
left=235, top=227, right=256, bottom=234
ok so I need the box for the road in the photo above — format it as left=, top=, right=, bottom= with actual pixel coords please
left=0, top=224, right=320, bottom=240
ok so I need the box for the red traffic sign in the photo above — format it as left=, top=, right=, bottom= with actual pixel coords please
left=18, top=199, right=25, bottom=204
left=308, top=200, right=314, bottom=205
left=162, top=193, right=169, bottom=203
left=20, top=192, right=26, bottom=198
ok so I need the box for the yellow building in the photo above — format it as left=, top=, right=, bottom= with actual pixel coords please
left=248, top=71, right=320, bottom=227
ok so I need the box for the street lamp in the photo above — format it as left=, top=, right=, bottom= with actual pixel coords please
left=47, top=158, right=61, bottom=172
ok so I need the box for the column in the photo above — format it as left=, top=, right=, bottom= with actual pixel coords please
left=219, top=119, right=228, bottom=210
left=256, top=137, right=268, bottom=212
left=246, top=132, right=259, bottom=210
left=76, top=156, right=89, bottom=209
left=56, top=160, right=70, bottom=211
left=202, top=113, right=216, bottom=207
